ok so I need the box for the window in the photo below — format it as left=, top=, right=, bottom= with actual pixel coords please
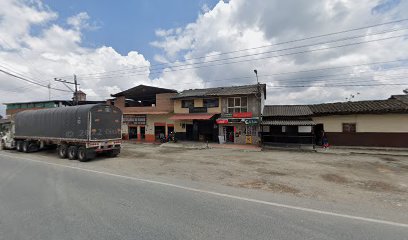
left=342, top=123, right=356, bottom=133
left=181, top=100, right=194, bottom=108
left=203, top=98, right=219, bottom=108
left=227, top=97, right=248, bottom=113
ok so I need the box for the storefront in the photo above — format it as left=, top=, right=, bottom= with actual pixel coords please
left=170, top=113, right=219, bottom=142
left=122, top=114, right=147, bottom=140
left=216, top=112, right=260, bottom=145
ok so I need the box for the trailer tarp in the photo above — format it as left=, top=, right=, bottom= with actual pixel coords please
left=14, top=104, right=122, bottom=141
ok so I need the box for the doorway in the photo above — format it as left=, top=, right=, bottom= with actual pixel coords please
left=186, top=124, right=194, bottom=140
left=129, top=127, right=138, bottom=140
left=167, top=126, right=174, bottom=136
left=155, top=126, right=166, bottom=140
left=140, top=126, right=145, bottom=140
left=224, top=126, right=235, bottom=143
left=314, top=124, right=324, bottom=145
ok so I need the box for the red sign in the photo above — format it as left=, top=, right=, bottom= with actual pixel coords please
left=232, top=112, right=253, bottom=118
left=216, top=119, right=229, bottom=124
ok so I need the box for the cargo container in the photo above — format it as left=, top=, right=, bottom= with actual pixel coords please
left=1, top=104, right=122, bottom=161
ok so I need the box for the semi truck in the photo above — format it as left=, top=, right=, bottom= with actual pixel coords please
left=0, top=104, right=122, bottom=162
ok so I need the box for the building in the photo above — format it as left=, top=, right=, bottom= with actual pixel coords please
left=172, top=84, right=266, bottom=144
left=261, top=105, right=315, bottom=146
left=3, top=91, right=102, bottom=118
left=109, top=85, right=177, bottom=142
left=310, top=95, right=408, bottom=148
left=73, top=90, right=87, bottom=102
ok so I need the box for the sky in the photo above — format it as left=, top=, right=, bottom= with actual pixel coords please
left=1, top=0, right=408, bottom=116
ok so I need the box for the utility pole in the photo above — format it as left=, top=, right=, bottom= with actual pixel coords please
left=47, top=80, right=51, bottom=100
left=254, top=69, right=262, bottom=146
left=54, top=75, right=80, bottom=105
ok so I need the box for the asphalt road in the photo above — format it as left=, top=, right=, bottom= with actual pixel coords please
left=0, top=153, right=407, bottom=240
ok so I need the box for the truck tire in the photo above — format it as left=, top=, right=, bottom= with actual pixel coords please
left=28, top=142, right=39, bottom=152
left=22, top=142, right=30, bottom=153
left=68, top=146, right=78, bottom=160
left=78, top=147, right=94, bottom=162
left=58, top=145, right=68, bottom=158
left=16, top=141, right=23, bottom=152
left=107, top=149, right=120, bottom=158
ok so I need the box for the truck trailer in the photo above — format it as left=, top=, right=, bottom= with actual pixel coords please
left=1, top=104, right=122, bottom=161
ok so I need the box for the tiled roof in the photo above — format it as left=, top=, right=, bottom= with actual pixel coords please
left=261, top=119, right=315, bottom=126
left=391, top=94, right=408, bottom=105
left=309, top=96, right=408, bottom=115
left=172, top=84, right=266, bottom=99
left=263, top=105, right=313, bottom=117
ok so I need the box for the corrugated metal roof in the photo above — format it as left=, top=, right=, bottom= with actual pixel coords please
left=263, top=105, right=313, bottom=117
left=309, top=97, right=408, bottom=115
left=261, top=120, right=315, bottom=126
left=172, top=84, right=266, bottom=99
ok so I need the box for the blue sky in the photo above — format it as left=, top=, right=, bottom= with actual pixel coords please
left=43, top=0, right=219, bottom=63
left=1, top=0, right=408, bottom=117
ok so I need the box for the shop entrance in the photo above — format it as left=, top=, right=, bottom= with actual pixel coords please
left=167, top=126, right=174, bottom=135
left=129, top=126, right=138, bottom=140
left=155, top=126, right=166, bottom=140
left=224, top=126, right=235, bottom=143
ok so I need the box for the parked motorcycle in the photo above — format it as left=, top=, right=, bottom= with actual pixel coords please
left=160, top=132, right=178, bottom=143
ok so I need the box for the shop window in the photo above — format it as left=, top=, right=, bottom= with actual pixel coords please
left=246, top=126, right=257, bottom=136
left=342, top=123, right=356, bottom=133
left=203, top=98, right=219, bottom=108
left=181, top=100, right=194, bottom=108
left=227, top=97, right=248, bottom=113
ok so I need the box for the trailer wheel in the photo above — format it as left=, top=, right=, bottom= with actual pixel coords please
left=22, top=142, right=30, bottom=153
left=68, top=146, right=78, bottom=160
left=77, top=147, right=91, bottom=162
left=16, top=141, right=23, bottom=152
left=58, top=145, right=68, bottom=158
left=107, top=149, right=120, bottom=158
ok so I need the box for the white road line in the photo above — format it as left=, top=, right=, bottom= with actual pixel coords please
left=1, top=152, right=408, bottom=228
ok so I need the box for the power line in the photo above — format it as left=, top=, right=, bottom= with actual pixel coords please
left=78, top=33, right=408, bottom=81
left=0, top=67, right=71, bottom=92
left=60, top=17, right=408, bottom=78
left=268, top=83, right=408, bottom=88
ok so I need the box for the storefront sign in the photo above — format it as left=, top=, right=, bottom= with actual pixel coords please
left=244, top=119, right=259, bottom=125
left=123, top=115, right=146, bottom=125
left=233, top=112, right=253, bottom=118
left=216, top=119, right=229, bottom=124
left=228, top=118, right=243, bottom=123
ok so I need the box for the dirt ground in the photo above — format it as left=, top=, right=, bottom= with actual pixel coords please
left=86, top=143, right=408, bottom=209
left=5, top=142, right=407, bottom=210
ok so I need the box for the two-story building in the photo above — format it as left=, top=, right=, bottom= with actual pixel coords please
left=109, top=85, right=178, bottom=142
left=171, top=84, right=266, bottom=145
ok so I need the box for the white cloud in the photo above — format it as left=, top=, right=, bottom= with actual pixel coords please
left=151, top=0, right=408, bottom=104
left=0, top=0, right=151, bottom=116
